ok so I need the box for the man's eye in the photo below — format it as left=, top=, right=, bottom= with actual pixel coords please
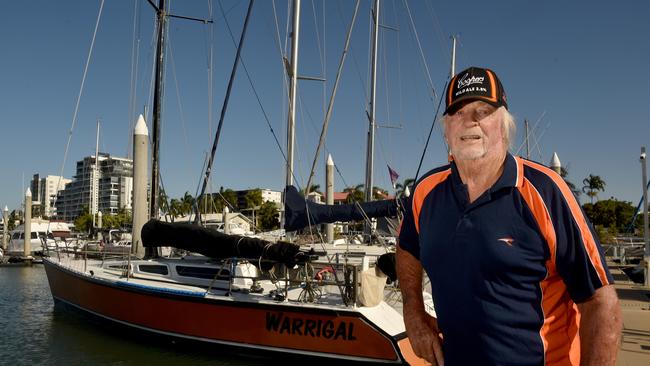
left=477, top=109, right=493, bottom=119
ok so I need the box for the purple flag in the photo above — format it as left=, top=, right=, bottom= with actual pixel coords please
left=387, top=165, right=399, bottom=189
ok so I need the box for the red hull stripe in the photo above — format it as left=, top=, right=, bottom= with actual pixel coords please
left=44, top=260, right=401, bottom=363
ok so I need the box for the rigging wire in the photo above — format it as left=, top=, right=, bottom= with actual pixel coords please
left=334, top=0, right=368, bottom=104
left=270, top=1, right=285, bottom=60
left=310, top=0, right=325, bottom=83
left=270, top=1, right=291, bottom=102
left=216, top=0, right=295, bottom=187
left=414, top=81, right=447, bottom=182
left=283, top=0, right=291, bottom=57
left=321, top=1, right=327, bottom=122
left=381, top=24, right=390, bottom=129
left=304, top=0, right=361, bottom=193
left=527, top=120, right=552, bottom=161
left=194, top=0, right=255, bottom=225
left=515, top=111, right=547, bottom=156
left=402, top=0, right=436, bottom=101
left=310, top=0, right=326, bottom=123
left=424, top=0, right=450, bottom=64
left=270, top=0, right=291, bottom=165
left=393, top=0, right=404, bottom=130
left=51, top=0, right=105, bottom=224
left=145, top=16, right=159, bottom=130
left=205, top=0, right=215, bottom=142
left=166, top=32, right=196, bottom=191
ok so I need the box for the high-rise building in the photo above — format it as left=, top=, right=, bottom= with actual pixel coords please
left=55, top=153, right=134, bottom=221
left=30, top=174, right=72, bottom=218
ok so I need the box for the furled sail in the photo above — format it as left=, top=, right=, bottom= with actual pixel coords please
left=142, top=220, right=312, bottom=267
left=283, top=185, right=405, bottom=231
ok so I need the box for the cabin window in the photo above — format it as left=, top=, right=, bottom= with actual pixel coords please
left=138, top=265, right=169, bottom=275
left=107, top=264, right=130, bottom=270
left=12, top=233, right=20, bottom=239
left=31, top=232, right=38, bottom=239
left=176, top=266, right=230, bottom=280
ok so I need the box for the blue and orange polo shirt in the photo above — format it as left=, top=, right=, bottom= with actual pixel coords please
left=398, top=153, right=613, bottom=366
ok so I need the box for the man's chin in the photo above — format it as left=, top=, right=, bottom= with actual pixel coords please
left=452, top=149, right=486, bottom=161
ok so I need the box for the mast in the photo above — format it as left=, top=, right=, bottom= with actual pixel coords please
left=150, top=0, right=168, bottom=221
left=285, top=0, right=301, bottom=188
left=641, top=147, right=650, bottom=286
left=364, top=0, right=380, bottom=203
left=450, top=35, right=457, bottom=78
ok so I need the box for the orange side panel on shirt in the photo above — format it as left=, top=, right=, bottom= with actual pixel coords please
left=519, top=172, right=580, bottom=365
left=412, top=169, right=451, bottom=233
left=521, top=159, right=610, bottom=287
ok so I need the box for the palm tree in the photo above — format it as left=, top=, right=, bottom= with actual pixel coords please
left=159, top=191, right=170, bottom=216
left=395, top=178, right=415, bottom=197
left=181, top=192, right=195, bottom=215
left=344, top=184, right=365, bottom=204
left=244, top=189, right=263, bottom=209
left=169, top=199, right=183, bottom=218
left=303, top=184, right=321, bottom=195
left=582, top=174, right=606, bottom=204
left=216, top=188, right=238, bottom=211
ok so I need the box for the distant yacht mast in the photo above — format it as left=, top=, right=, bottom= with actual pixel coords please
left=285, top=0, right=301, bottom=188
left=364, top=0, right=380, bottom=203
left=149, top=0, right=168, bottom=221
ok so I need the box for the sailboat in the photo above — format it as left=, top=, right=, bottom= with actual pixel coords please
left=43, top=1, right=426, bottom=363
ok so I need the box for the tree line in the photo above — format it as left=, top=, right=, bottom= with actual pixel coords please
left=3, top=173, right=640, bottom=242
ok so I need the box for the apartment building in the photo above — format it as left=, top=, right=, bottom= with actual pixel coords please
left=30, top=174, right=72, bottom=218
left=54, top=153, right=134, bottom=220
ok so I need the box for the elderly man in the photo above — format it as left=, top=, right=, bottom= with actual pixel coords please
left=397, top=67, right=621, bottom=365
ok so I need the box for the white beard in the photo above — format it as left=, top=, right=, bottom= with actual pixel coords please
left=450, top=138, right=488, bottom=160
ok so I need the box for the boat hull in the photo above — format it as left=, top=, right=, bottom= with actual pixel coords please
left=43, top=258, right=414, bottom=364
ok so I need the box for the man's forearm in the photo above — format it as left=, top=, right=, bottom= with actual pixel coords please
left=578, top=285, right=622, bottom=366
left=396, top=245, right=424, bottom=309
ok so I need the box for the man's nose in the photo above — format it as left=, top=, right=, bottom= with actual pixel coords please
left=462, top=112, right=480, bottom=125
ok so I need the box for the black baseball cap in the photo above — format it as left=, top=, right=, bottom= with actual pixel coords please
left=444, top=67, right=508, bottom=115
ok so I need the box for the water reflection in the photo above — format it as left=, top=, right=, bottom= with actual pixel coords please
left=0, top=266, right=267, bottom=366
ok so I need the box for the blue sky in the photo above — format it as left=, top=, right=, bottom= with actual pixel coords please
left=1, top=0, right=649, bottom=212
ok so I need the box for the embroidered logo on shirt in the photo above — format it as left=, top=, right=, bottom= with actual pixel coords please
left=497, top=237, right=514, bottom=246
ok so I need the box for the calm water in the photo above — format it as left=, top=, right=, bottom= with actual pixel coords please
left=0, top=265, right=267, bottom=366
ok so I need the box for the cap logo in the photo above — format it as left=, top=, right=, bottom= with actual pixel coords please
left=457, top=73, right=485, bottom=89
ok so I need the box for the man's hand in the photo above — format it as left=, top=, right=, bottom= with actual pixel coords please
left=397, top=245, right=444, bottom=365
left=403, top=306, right=444, bottom=365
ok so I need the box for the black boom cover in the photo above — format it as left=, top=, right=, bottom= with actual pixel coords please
left=284, top=185, right=404, bottom=231
left=141, top=220, right=308, bottom=267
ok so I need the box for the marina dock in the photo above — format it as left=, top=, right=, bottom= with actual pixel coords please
left=610, top=263, right=650, bottom=366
